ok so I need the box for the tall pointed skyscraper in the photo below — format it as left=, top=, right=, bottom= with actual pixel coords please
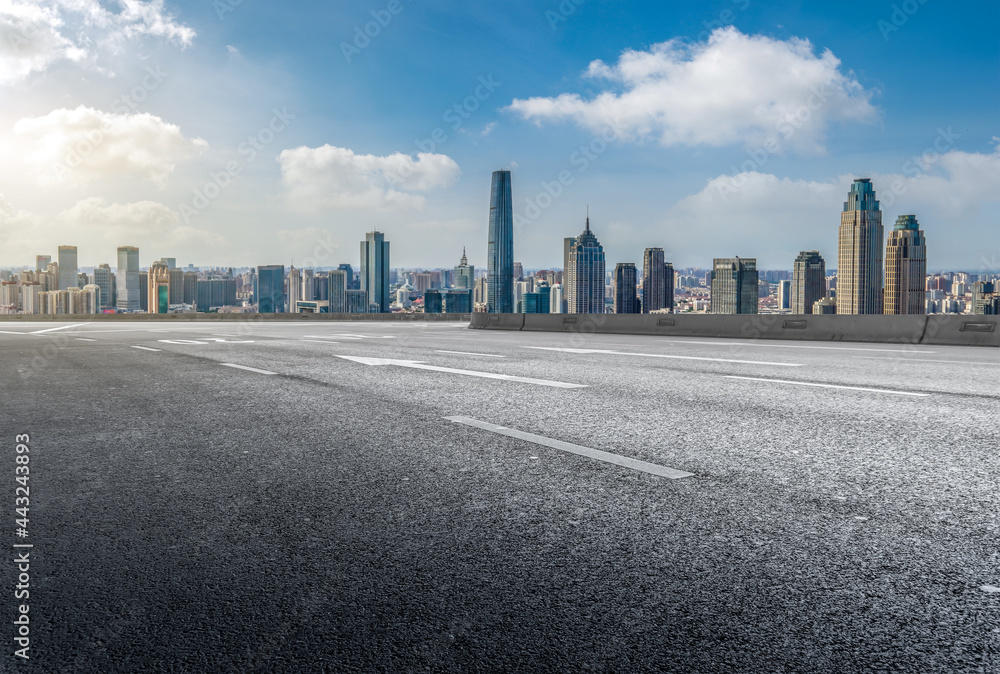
left=884, top=215, right=927, bottom=314
left=454, top=247, right=475, bottom=290
left=838, top=178, right=884, bottom=314
left=487, top=169, right=513, bottom=313
left=567, top=213, right=606, bottom=314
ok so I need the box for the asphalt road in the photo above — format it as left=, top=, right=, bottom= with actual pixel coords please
left=1, top=320, right=998, bottom=673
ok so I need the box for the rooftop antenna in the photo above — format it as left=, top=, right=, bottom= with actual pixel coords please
left=585, top=205, right=590, bottom=232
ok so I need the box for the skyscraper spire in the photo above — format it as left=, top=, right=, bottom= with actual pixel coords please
left=585, top=205, right=590, bottom=232
left=460, top=247, right=467, bottom=266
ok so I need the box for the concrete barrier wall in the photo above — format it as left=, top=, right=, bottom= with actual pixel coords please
left=470, top=312, right=1000, bottom=347
left=0, top=312, right=471, bottom=322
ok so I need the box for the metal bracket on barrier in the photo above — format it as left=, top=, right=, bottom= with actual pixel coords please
left=960, top=322, right=995, bottom=333
left=657, top=317, right=675, bottom=326
left=562, top=317, right=577, bottom=324
left=488, top=315, right=499, bottom=324
left=783, top=319, right=807, bottom=329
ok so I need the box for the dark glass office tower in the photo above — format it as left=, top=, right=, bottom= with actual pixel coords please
left=257, top=265, right=285, bottom=313
left=792, top=251, right=826, bottom=314
left=487, top=169, right=513, bottom=313
left=710, top=257, right=758, bottom=314
left=360, top=231, right=390, bottom=313
left=614, top=263, right=639, bottom=314
left=566, top=215, right=606, bottom=314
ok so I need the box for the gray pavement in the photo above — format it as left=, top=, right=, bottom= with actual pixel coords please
left=1, top=320, right=998, bottom=672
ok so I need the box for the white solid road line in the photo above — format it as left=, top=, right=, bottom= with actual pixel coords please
left=220, top=363, right=277, bottom=375
left=852, top=356, right=1000, bottom=366
left=445, top=416, right=694, bottom=479
left=657, top=339, right=936, bottom=354
left=436, top=350, right=507, bottom=358
left=30, top=323, right=86, bottom=334
left=75, top=338, right=97, bottom=342
left=723, top=375, right=930, bottom=397
left=130, top=345, right=161, bottom=352
left=524, top=346, right=801, bottom=367
left=338, top=355, right=586, bottom=388
left=299, top=339, right=346, bottom=345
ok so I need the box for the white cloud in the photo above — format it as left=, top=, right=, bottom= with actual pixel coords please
left=57, top=196, right=226, bottom=249
left=0, top=0, right=195, bottom=84
left=663, top=144, right=1000, bottom=268
left=13, top=105, right=207, bottom=186
left=507, top=27, right=878, bottom=155
left=0, top=194, right=47, bottom=263
left=278, top=145, right=461, bottom=211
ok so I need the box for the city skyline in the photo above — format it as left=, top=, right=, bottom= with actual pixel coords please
left=0, top=2, right=997, bottom=271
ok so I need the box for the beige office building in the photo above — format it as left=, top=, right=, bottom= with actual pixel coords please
left=884, top=215, right=926, bottom=314
left=837, top=178, right=884, bottom=314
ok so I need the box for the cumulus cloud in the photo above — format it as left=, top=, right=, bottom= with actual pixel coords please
left=0, top=0, right=195, bottom=84
left=664, top=144, right=1000, bottom=268
left=57, top=196, right=225, bottom=248
left=507, top=27, right=878, bottom=154
left=278, top=145, right=461, bottom=211
left=13, top=105, right=207, bottom=186
left=0, top=194, right=47, bottom=263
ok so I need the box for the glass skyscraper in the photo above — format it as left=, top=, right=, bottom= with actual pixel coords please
left=710, top=257, right=758, bottom=314
left=614, top=263, right=639, bottom=314
left=328, top=270, right=348, bottom=313
left=116, top=246, right=140, bottom=311
left=58, top=245, right=78, bottom=291
left=257, top=265, right=285, bottom=313
left=838, top=178, right=884, bottom=314
left=792, top=251, right=826, bottom=314
left=454, top=248, right=475, bottom=290
left=487, top=169, right=513, bottom=313
left=567, top=215, right=606, bottom=314
left=360, top=231, right=390, bottom=313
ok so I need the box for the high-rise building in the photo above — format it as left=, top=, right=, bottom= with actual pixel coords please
left=35, top=255, right=51, bottom=272
left=80, top=284, right=101, bottom=314
left=93, top=264, right=115, bottom=310
left=884, top=215, right=927, bottom=315
left=522, top=286, right=550, bottom=314
left=183, top=271, right=198, bottom=305
left=159, top=257, right=177, bottom=270
left=57, top=245, right=78, bottom=290
left=287, top=266, right=301, bottom=312
left=168, top=268, right=184, bottom=304
left=138, top=271, right=148, bottom=311
left=711, top=257, right=758, bottom=314
left=613, top=263, right=640, bottom=314
left=566, top=215, right=606, bottom=314
left=148, top=262, right=170, bottom=314
left=454, top=248, right=475, bottom=289
left=337, top=264, right=356, bottom=289
left=550, top=284, right=563, bottom=314
left=664, top=262, right=674, bottom=313
left=328, top=270, right=348, bottom=313
left=513, top=262, right=523, bottom=281
left=360, top=231, right=390, bottom=313
left=972, top=281, right=998, bottom=315
left=792, top=251, right=826, bottom=314
left=563, top=237, right=576, bottom=312
left=838, top=178, right=884, bottom=314
left=346, top=289, right=368, bottom=313
left=814, top=297, right=837, bottom=314
left=487, top=169, right=514, bottom=313
left=301, top=269, right=315, bottom=302
left=641, top=248, right=666, bottom=313
left=116, top=246, right=140, bottom=311
left=257, top=265, right=285, bottom=313
left=778, top=279, right=791, bottom=311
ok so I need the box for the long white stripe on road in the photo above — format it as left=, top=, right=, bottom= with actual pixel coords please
left=852, top=356, right=1000, bottom=366
left=30, top=323, right=86, bottom=334
left=220, top=363, right=277, bottom=375
left=436, top=350, right=507, bottom=358
left=524, top=346, right=801, bottom=367
left=75, top=338, right=97, bottom=342
left=657, top=339, right=936, bottom=354
left=130, top=345, right=161, bottom=352
left=299, top=339, right=346, bottom=345
left=723, top=375, right=930, bottom=397
left=337, top=355, right=585, bottom=388
left=445, top=416, right=693, bottom=479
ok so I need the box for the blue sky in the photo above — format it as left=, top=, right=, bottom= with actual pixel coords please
left=1, top=0, right=997, bottom=271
